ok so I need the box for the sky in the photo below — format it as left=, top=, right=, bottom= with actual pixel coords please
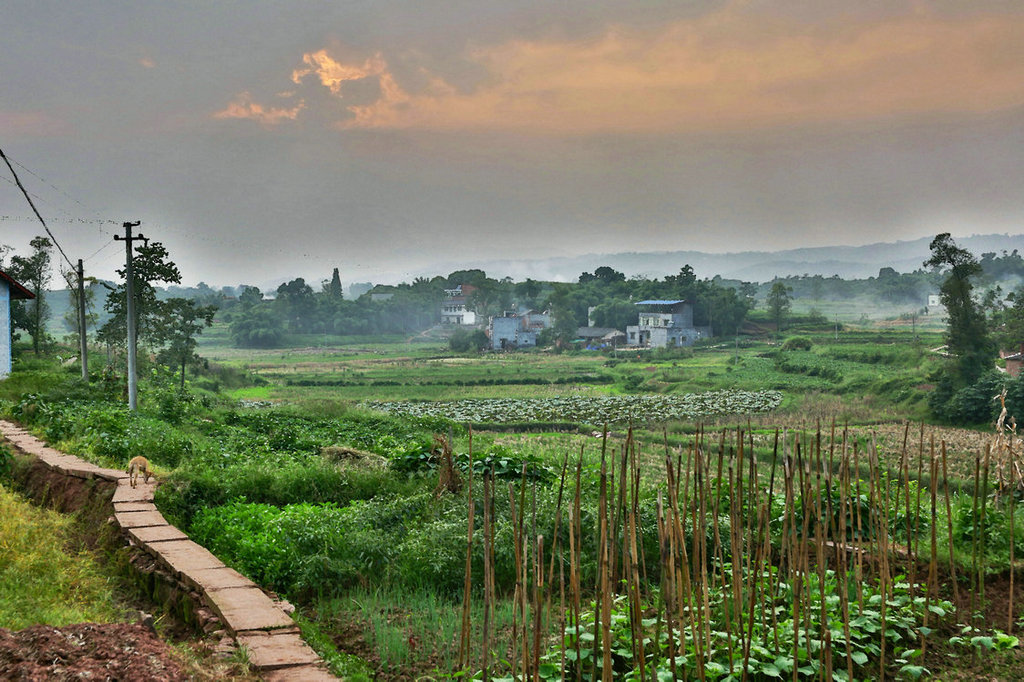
left=3, top=0, right=1024, bottom=289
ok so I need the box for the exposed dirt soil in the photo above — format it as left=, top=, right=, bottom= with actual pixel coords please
left=0, top=623, right=187, bottom=681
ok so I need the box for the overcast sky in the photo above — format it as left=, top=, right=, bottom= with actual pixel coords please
left=3, top=1, right=1024, bottom=289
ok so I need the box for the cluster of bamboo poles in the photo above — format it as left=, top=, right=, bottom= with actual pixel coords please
left=454, top=419, right=1021, bottom=681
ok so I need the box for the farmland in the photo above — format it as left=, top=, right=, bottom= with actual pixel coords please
left=4, top=323, right=1024, bottom=680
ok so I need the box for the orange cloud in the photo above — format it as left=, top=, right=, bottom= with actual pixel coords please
left=291, top=49, right=386, bottom=94
left=229, top=6, right=1024, bottom=135
left=213, top=92, right=305, bottom=125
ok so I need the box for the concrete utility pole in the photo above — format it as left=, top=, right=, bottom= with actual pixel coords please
left=77, top=259, right=88, bottom=382
left=114, top=221, right=144, bottom=411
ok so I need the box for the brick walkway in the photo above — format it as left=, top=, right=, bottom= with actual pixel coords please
left=0, top=420, right=337, bottom=681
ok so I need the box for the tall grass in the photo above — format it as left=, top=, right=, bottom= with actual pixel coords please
left=0, top=483, right=129, bottom=629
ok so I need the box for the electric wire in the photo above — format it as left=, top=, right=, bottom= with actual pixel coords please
left=83, top=237, right=117, bottom=263
left=0, top=154, right=116, bottom=236
left=0, top=145, right=76, bottom=270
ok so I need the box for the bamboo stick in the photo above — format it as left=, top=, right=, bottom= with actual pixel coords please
left=458, top=427, right=475, bottom=671
left=941, top=441, right=960, bottom=612
left=482, top=473, right=494, bottom=682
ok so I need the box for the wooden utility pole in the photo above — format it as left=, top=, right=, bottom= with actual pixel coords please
left=114, top=221, right=144, bottom=411
left=77, top=259, right=88, bottom=381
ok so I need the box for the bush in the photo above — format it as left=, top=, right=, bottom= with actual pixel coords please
left=780, top=336, right=813, bottom=351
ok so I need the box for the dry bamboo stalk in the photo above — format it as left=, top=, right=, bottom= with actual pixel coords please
left=657, top=493, right=678, bottom=681
left=667, top=453, right=694, bottom=681
left=508, top=482, right=522, bottom=680
left=482, top=473, right=493, bottom=682
left=570, top=454, right=583, bottom=682
left=599, top=453, right=613, bottom=682
left=941, top=441, right=960, bottom=612
left=611, top=435, right=628, bottom=588
left=533, top=534, right=543, bottom=682
left=869, top=438, right=891, bottom=682
left=632, top=436, right=649, bottom=598
left=1010, top=429, right=1017, bottom=635
left=458, top=427, right=475, bottom=671
left=853, top=440, right=864, bottom=613
left=903, top=428, right=915, bottom=602
left=795, top=440, right=814, bottom=664
left=627, top=505, right=647, bottom=681
left=980, top=444, right=991, bottom=610
left=727, top=462, right=740, bottom=677
left=915, top=422, right=925, bottom=566
left=971, top=453, right=981, bottom=617
left=544, top=449, right=571, bottom=648
left=823, top=628, right=833, bottom=682
left=783, top=451, right=800, bottom=682
left=717, top=453, right=735, bottom=677
left=837, top=430, right=854, bottom=682
left=741, top=500, right=768, bottom=681
left=811, top=436, right=828, bottom=675
left=924, top=449, right=938, bottom=657
left=698, top=442, right=713, bottom=665
left=690, top=444, right=709, bottom=682
left=559, top=527, right=567, bottom=682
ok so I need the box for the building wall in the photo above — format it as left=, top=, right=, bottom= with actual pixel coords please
left=0, top=280, right=11, bottom=378
left=491, top=316, right=520, bottom=349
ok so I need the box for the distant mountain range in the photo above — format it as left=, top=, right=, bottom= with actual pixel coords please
left=450, top=233, right=1024, bottom=283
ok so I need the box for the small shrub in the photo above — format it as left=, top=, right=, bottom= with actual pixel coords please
left=781, top=335, right=813, bottom=351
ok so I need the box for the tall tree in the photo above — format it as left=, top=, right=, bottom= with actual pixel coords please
left=153, top=298, right=217, bottom=389
left=766, top=281, right=792, bottom=333
left=325, top=268, right=344, bottom=299
left=98, top=241, right=182, bottom=350
left=924, top=233, right=995, bottom=385
left=8, top=236, right=52, bottom=354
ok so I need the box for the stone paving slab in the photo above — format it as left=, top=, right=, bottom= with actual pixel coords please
left=115, top=509, right=169, bottom=528
left=184, top=566, right=254, bottom=594
left=126, top=525, right=189, bottom=544
left=235, top=630, right=321, bottom=670
left=261, top=664, right=338, bottom=681
left=93, top=467, right=129, bottom=482
left=147, top=539, right=225, bottom=575
left=113, top=501, right=159, bottom=513
left=206, top=587, right=297, bottom=633
left=63, top=464, right=103, bottom=479
left=112, top=482, right=157, bottom=503
left=40, top=454, right=84, bottom=470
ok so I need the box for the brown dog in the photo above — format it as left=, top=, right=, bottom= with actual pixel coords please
left=127, top=456, right=152, bottom=488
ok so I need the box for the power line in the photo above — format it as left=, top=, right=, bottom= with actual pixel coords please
left=0, top=145, right=76, bottom=270
left=1, top=153, right=116, bottom=236
left=0, top=214, right=118, bottom=226
left=83, top=237, right=117, bottom=263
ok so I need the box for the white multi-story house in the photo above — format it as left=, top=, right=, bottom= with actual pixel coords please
left=626, top=300, right=710, bottom=348
left=441, top=284, right=477, bottom=325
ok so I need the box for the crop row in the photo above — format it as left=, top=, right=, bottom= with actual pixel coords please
left=363, top=389, right=782, bottom=425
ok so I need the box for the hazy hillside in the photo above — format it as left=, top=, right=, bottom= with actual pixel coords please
left=450, top=233, right=1024, bottom=283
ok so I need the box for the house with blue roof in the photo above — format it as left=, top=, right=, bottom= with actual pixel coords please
left=0, top=269, right=36, bottom=379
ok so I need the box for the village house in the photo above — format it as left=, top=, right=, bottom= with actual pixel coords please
left=1003, top=344, right=1024, bottom=378
left=625, top=300, right=710, bottom=348
left=0, top=270, right=35, bottom=379
left=441, top=284, right=477, bottom=325
left=576, top=326, right=626, bottom=349
left=489, top=310, right=550, bottom=350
